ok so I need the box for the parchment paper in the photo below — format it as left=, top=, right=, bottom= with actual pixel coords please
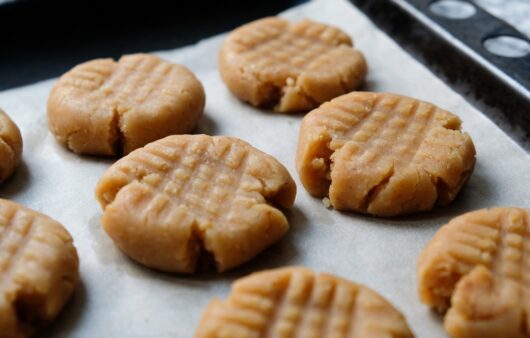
left=1, top=0, right=529, bottom=337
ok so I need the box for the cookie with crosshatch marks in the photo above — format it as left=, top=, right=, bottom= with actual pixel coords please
left=95, top=134, right=296, bottom=273
left=296, top=92, right=476, bottom=217
left=0, top=109, right=22, bottom=184
left=219, top=17, right=367, bottom=113
left=418, top=207, right=530, bottom=338
left=0, top=199, right=79, bottom=338
left=47, top=53, right=205, bottom=156
left=195, top=266, right=414, bottom=338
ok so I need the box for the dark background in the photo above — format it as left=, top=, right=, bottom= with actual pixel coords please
left=0, top=0, right=304, bottom=90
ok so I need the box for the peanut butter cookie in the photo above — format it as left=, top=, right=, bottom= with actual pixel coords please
left=220, top=17, right=367, bottom=113
left=48, top=53, right=205, bottom=156
left=296, top=92, right=476, bottom=216
left=0, top=109, right=22, bottom=184
left=0, top=199, right=79, bottom=338
left=195, top=266, right=414, bottom=338
left=418, top=207, right=530, bottom=338
left=95, top=134, right=296, bottom=273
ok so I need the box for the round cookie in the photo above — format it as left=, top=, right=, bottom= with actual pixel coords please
left=296, top=92, right=476, bottom=217
left=195, top=266, right=414, bottom=338
left=95, top=134, right=296, bottom=273
left=47, top=53, right=205, bottom=156
left=0, top=109, right=22, bottom=184
left=219, top=17, right=367, bottom=113
left=418, top=207, right=530, bottom=338
left=0, top=199, right=79, bottom=338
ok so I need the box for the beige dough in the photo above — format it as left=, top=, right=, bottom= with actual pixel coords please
left=47, top=53, right=205, bottom=156
left=296, top=92, right=476, bottom=217
left=195, top=266, right=414, bottom=338
left=95, top=134, right=296, bottom=273
left=219, top=17, right=367, bottom=113
left=0, top=199, right=79, bottom=338
left=0, top=109, right=22, bottom=184
left=418, top=207, right=530, bottom=338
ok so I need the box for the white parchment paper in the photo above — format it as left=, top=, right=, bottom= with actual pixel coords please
left=1, top=0, right=529, bottom=337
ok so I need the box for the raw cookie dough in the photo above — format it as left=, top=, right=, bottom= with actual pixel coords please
left=418, top=207, right=530, bottom=338
left=0, top=109, right=22, bottom=184
left=0, top=199, right=79, bottom=338
left=195, top=266, right=414, bottom=338
left=95, top=134, right=296, bottom=273
left=219, top=17, right=367, bottom=113
left=296, top=92, right=476, bottom=217
left=47, top=53, right=205, bottom=156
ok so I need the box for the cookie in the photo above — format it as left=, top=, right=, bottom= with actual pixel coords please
left=195, top=266, right=414, bottom=338
left=0, top=109, right=23, bottom=184
left=219, top=17, right=367, bottom=113
left=418, top=207, right=530, bottom=338
left=296, top=92, right=476, bottom=217
left=47, top=53, right=205, bottom=156
left=0, top=199, right=79, bottom=338
left=95, top=134, right=296, bottom=273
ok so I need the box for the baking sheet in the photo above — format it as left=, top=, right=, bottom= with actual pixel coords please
left=0, top=0, right=529, bottom=337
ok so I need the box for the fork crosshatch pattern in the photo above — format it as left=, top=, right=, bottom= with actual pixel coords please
left=195, top=267, right=414, bottom=338
left=220, top=17, right=367, bottom=112
left=296, top=92, right=476, bottom=216
left=47, top=54, right=205, bottom=155
left=418, top=208, right=530, bottom=338
left=96, top=135, right=296, bottom=273
left=0, top=199, right=79, bottom=338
